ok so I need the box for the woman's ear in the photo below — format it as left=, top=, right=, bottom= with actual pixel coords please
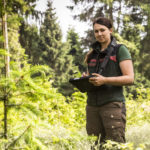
left=109, top=28, right=113, bottom=33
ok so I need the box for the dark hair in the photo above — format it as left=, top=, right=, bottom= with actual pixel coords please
left=93, top=17, right=113, bottom=29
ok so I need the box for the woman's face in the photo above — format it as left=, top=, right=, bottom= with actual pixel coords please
left=93, top=23, right=112, bottom=44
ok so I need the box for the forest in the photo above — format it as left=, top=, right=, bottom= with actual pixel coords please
left=0, top=0, right=150, bottom=149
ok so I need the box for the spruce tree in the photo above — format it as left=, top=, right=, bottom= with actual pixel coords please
left=39, top=0, right=76, bottom=94
left=19, top=22, right=41, bottom=65
left=39, top=0, right=62, bottom=67
left=67, top=28, right=86, bottom=73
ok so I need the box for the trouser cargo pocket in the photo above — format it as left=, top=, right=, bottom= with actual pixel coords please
left=101, top=102, right=126, bottom=143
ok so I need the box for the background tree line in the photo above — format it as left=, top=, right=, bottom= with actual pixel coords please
left=2, top=0, right=150, bottom=97
left=0, top=0, right=150, bottom=149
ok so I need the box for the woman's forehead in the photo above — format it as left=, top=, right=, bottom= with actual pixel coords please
left=93, top=23, right=109, bottom=29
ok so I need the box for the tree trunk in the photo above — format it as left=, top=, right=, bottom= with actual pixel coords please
left=2, top=1, right=10, bottom=77
left=2, top=0, right=10, bottom=140
left=117, top=0, right=122, bottom=32
left=109, top=2, right=113, bottom=22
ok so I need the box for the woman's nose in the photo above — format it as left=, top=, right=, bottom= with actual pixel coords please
left=98, top=31, right=102, bottom=35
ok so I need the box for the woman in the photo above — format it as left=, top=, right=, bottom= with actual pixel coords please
left=83, top=17, right=134, bottom=145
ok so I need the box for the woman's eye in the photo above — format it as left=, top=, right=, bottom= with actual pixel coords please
left=94, top=29, right=105, bottom=33
left=100, top=29, right=105, bottom=32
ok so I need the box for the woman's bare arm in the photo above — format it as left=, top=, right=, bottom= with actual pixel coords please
left=89, top=60, right=134, bottom=86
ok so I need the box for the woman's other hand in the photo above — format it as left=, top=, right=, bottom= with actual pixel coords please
left=89, top=73, right=106, bottom=86
left=82, top=72, right=89, bottom=77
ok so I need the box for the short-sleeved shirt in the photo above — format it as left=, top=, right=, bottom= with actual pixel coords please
left=117, top=45, right=131, bottom=62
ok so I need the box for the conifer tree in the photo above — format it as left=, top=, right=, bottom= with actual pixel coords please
left=39, top=1, right=62, bottom=68
left=67, top=28, right=86, bottom=72
left=39, top=0, right=76, bottom=93
left=19, top=22, right=41, bottom=65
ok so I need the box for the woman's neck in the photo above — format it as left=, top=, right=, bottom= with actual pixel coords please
left=100, top=39, right=111, bottom=51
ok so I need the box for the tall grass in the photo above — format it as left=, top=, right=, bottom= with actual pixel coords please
left=126, top=123, right=150, bottom=149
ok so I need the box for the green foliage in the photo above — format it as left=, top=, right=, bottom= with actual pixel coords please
left=0, top=58, right=150, bottom=149
left=126, top=87, right=150, bottom=126
left=0, top=48, right=87, bottom=148
left=69, top=91, right=87, bottom=127
left=125, top=87, right=150, bottom=149
left=1, top=0, right=150, bottom=149
left=100, top=140, right=146, bottom=150
left=0, top=0, right=38, bottom=17
left=126, top=123, right=150, bottom=149
left=8, top=15, right=25, bottom=69
left=0, top=62, right=77, bottom=148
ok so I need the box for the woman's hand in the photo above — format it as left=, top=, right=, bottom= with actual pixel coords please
left=89, top=73, right=106, bottom=86
left=82, top=72, right=89, bottom=77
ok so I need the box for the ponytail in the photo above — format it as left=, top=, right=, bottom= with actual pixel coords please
left=84, top=49, right=94, bottom=64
